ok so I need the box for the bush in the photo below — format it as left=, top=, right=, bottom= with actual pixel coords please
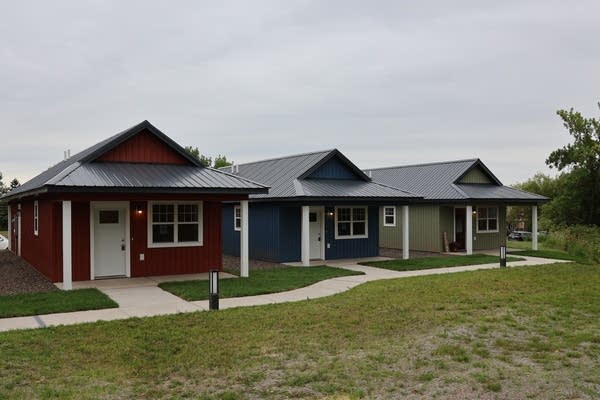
left=543, top=225, right=600, bottom=263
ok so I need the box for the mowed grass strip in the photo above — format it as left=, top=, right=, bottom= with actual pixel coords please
left=158, top=266, right=365, bottom=301
left=0, top=288, right=118, bottom=318
left=0, top=263, right=599, bottom=399
left=510, top=249, right=583, bottom=262
left=361, top=254, right=524, bottom=271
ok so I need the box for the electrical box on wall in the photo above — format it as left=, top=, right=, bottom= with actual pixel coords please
left=139, top=253, right=145, bottom=261
left=327, top=243, right=331, bottom=249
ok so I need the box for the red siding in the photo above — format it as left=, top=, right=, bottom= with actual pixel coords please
left=71, top=202, right=91, bottom=281
left=18, top=199, right=61, bottom=282
left=130, top=201, right=222, bottom=277
left=95, top=130, right=191, bottom=165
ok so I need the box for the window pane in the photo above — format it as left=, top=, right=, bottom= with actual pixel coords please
left=478, top=219, right=487, bottom=231
left=153, top=204, right=174, bottom=223
left=309, top=212, right=317, bottom=222
left=235, top=207, right=241, bottom=218
left=337, top=208, right=351, bottom=222
left=235, top=218, right=241, bottom=229
left=384, top=207, right=394, bottom=216
left=488, top=219, right=497, bottom=231
left=338, top=222, right=351, bottom=236
left=153, top=224, right=174, bottom=243
left=99, top=210, right=119, bottom=224
left=178, top=204, right=198, bottom=223
left=478, top=207, right=487, bottom=219
left=178, top=224, right=199, bottom=242
left=385, top=216, right=394, bottom=225
left=488, top=207, right=497, bottom=218
left=353, top=222, right=366, bottom=236
left=353, top=208, right=366, bottom=221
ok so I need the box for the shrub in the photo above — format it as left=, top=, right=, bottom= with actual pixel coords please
left=543, top=225, right=600, bottom=263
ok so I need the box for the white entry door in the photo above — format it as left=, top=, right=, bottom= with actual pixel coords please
left=309, top=208, right=323, bottom=260
left=94, top=207, right=127, bottom=278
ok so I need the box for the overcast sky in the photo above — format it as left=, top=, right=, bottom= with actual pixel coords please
left=2, top=1, right=599, bottom=185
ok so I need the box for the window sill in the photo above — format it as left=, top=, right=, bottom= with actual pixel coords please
left=148, top=241, right=203, bottom=249
left=335, top=235, right=369, bottom=240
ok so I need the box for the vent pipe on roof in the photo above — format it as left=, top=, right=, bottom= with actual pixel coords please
left=235, top=164, right=239, bottom=173
left=63, top=149, right=71, bottom=160
left=367, top=170, right=372, bottom=178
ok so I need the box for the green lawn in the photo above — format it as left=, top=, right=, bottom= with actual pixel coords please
left=159, top=266, right=364, bottom=301
left=0, top=230, right=7, bottom=237
left=0, top=263, right=598, bottom=399
left=0, top=288, right=118, bottom=318
left=510, top=249, right=583, bottom=262
left=361, top=254, right=524, bottom=271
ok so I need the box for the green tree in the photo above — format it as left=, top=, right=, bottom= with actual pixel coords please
left=213, top=155, right=232, bottom=169
left=0, top=172, right=19, bottom=231
left=546, top=104, right=600, bottom=225
left=184, top=146, right=232, bottom=169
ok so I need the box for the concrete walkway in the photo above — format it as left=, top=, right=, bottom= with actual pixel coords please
left=0, top=256, right=570, bottom=333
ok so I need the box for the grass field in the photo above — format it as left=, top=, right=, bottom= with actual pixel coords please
left=361, top=254, right=524, bottom=271
left=1, top=262, right=598, bottom=399
left=0, top=230, right=7, bottom=238
left=159, top=266, right=364, bottom=301
left=0, top=288, right=118, bottom=318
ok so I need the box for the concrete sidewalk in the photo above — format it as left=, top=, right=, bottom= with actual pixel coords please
left=0, top=256, right=570, bottom=333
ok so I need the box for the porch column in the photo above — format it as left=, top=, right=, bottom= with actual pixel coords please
left=402, top=205, right=409, bottom=260
left=240, top=200, right=249, bottom=278
left=7, top=205, right=11, bottom=251
left=532, top=205, right=538, bottom=251
left=62, top=201, right=72, bottom=290
left=466, top=205, right=473, bottom=255
left=301, top=205, right=310, bottom=266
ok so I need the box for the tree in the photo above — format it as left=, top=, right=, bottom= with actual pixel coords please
left=9, top=179, right=20, bottom=190
left=546, top=104, right=600, bottom=225
left=184, top=146, right=232, bottom=168
left=0, top=172, right=19, bottom=231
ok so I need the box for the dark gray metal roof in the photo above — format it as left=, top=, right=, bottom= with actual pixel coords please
left=368, top=159, right=548, bottom=203
left=221, top=149, right=420, bottom=201
left=3, top=121, right=268, bottom=200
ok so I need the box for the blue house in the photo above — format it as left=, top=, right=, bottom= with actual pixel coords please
left=221, top=149, right=420, bottom=266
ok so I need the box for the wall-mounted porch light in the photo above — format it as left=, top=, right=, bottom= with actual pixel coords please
left=135, top=204, right=143, bottom=215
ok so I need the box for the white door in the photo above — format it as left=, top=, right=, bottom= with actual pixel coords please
left=94, top=208, right=127, bottom=278
left=309, top=209, right=322, bottom=260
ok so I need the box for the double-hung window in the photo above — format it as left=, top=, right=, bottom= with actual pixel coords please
left=335, top=206, right=368, bottom=239
left=476, top=206, right=498, bottom=233
left=383, top=206, right=396, bottom=227
left=33, top=201, right=39, bottom=236
left=234, top=205, right=241, bottom=231
left=148, top=202, right=203, bottom=247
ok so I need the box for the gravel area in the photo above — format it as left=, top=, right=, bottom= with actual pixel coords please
left=379, top=247, right=444, bottom=259
left=0, top=250, right=57, bottom=296
left=222, top=255, right=284, bottom=275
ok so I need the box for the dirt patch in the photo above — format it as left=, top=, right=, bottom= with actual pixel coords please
left=222, top=255, right=284, bottom=275
left=0, top=250, right=57, bottom=296
left=379, top=247, right=444, bottom=259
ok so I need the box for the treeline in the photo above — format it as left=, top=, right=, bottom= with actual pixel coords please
left=0, top=173, right=21, bottom=231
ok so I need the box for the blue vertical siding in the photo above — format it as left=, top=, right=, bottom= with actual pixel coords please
left=278, top=206, right=302, bottom=262
left=306, top=157, right=360, bottom=180
left=324, top=205, right=379, bottom=259
left=222, top=204, right=240, bottom=256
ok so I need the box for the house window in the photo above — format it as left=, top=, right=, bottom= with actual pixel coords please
left=33, top=201, right=39, bottom=236
left=476, top=206, right=498, bottom=233
left=148, top=201, right=203, bottom=247
left=383, top=206, right=396, bottom=227
left=335, top=206, right=368, bottom=239
left=234, top=205, right=241, bottom=231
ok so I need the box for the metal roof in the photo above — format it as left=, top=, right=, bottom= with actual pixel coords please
left=3, top=121, right=268, bottom=200
left=367, top=159, right=548, bottom=203
left=221, top=149, right=420, bottom=201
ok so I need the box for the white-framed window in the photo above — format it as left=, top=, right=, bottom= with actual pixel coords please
left=234, top=205, right=241, bottom=231
left=147, top=201, right=203, bottom=248
left=335, top=206, right=368, bottom=239
left=476, top=206, right=498, bottom=233
left=383, top=206, right=396, bottom=227
left=33, top=200, right=39, bottom=236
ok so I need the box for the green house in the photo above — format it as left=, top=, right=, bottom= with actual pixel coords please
left=367, top=159, right=548, bottom=255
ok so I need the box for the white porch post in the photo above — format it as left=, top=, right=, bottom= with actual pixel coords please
left=240, top=200, right=249, bottom=278
left=301, top=205, right=310, bottom=266
left=532, top=205, right=538, bottom=251
left=402, top=205, right=409, bottom=260
left=62, top=201, right=72, bottom=290
left=466, top=205, right=473, bottom=255
left=7, top=205, right=11, bottom=251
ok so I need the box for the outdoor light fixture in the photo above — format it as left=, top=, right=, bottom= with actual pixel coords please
left=209, top=269, right=219, bottom=310
left=500, top=245, right=507, bottom=267
left=136, top=205, right=143, bottom=215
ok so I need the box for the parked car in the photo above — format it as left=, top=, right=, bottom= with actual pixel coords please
left=0, top=234, right=8, bottom=250
left=508, top=230, right=532, bottom=241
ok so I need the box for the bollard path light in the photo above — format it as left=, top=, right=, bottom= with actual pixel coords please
left=209, top=269, right=219, bottom=310
left=500, top=245, right=507, bottom=267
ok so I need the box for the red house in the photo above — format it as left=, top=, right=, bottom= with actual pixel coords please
left=3, top=121, right=267, bottom=289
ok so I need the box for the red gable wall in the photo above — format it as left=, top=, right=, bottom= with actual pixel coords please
left=95, top=130, right=191, bottom=165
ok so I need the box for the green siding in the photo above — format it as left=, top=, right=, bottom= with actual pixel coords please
left=459, top=167, right=493, bottom=184
left=439, top=206, right=454, bottom=250
left=379, top=205, right=441, bottom=252
left=473, top=205, right=506, bottom=250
